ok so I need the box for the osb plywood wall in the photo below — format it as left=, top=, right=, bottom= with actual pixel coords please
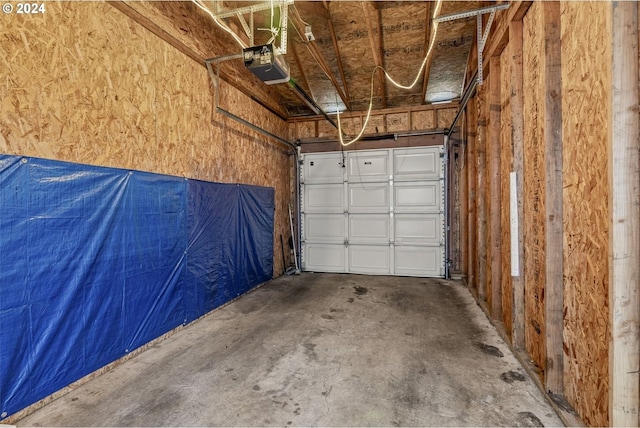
left=499, top=47, right=513, bottom=338
left=458, top=3, right=625, bottom=426
left=560, top=2, right=610, bottom=426
left=522, top=1, right=546, bottom=374
left=0, top=2, right=292, bottom=277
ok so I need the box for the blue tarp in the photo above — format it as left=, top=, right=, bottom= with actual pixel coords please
left=0, top=155, right=274, bottom=419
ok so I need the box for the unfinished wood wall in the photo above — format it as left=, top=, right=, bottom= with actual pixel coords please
left=455, top=1, right=638, bottom=427
left=560, top=2, right=610, bottom=426
left=522, top=1, right=547, bottom=375
left=0, top=2, right=293, bottom=276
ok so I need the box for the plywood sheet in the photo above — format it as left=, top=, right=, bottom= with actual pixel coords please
left=296, top=121, right=317, bottom=140
left=318, top=120, right=339, bottom=139
left=522, top=1, right=546, bottom=374
left=560, top=2, right=611, bottom=426
left=364, top=114, right=386, bottom=135
left=0, top=2, right=292, bottom=277
left=412, top=109, right=436, bottom=130
left=339, top=116, right=363, bottom=138
left=386, top=112, right=410, bottom=133
left=500, top=47, right=513, bottom=338
left=380, top=2, right=429, bottom=108
left=437, top=107, right=457, bottom=129
left=330, top=1, right=381, bottom=111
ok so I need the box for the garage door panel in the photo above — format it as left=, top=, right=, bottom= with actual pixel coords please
left=347, top=151, right=389, bottom=182
left=304, top=243, right=345, bottom=272
left=394, top=245, right=442, bottom=277
left=394, top=147, right=441, bottom=181
left=395, top=214, right=441, bottom=244
left=302, top=147, right=445, bottom=278
left=348, top=214, right=390, bottom=243
left=348, top=245, right=390, bottom=274
left=304, top=214, right=345, bottom=243
left=349, top=183, right=389, bottom=213
left=304, top=184, right=344, bottom=213
left=394, top=181, right=441, bottom=212
left=303, top=153, right=345, bottom=183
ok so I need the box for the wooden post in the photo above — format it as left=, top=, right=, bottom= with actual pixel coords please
left=476, top=86, right=488, bottom=303
left=489, top=56, right=502, bottom=320
left=467, top=96, right=478, bottom=294
left=542, top=1, right=564, bottom=396
left=460, top=113, right=469, bottom=281
left=608, top=2, right=639, bottom=426
left=509, top=19, right=526, bottom=349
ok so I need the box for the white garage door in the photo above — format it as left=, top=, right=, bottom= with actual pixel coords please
left=301, top=147, right=445, bottom=277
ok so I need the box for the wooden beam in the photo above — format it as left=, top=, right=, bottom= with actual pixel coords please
left=289, top=6, right=351, bottom=110
left=488, top=55, right=502, bottom=320
left=420, top=2, right=433, bottom=103
left=608, top=1, right=640, bottom=426
left=476, top=85, right=488, bottom=303
left=542, top=0, right=563, bottom=396
left=509, top=19, right=526, bottom=350
left=460, top=110, right=469, bottom=281
left=467, top=96, right=478, bottom=294
left=364, top=2, right=387, bottom=108
left=326, top=11, right=351, bottom=104
left=289, top=41, right=315, bottom=101
left=288, top=101, right=459, bottom=124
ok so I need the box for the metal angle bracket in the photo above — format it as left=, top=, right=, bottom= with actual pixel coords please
left=204, top=53, right=243, bottom=109
left=208, top=0, right=294, bottom=55
left=433, top=3, right=510, bottom=85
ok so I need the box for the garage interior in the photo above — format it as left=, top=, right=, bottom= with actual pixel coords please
left=0, top=1, right=638, bottom=427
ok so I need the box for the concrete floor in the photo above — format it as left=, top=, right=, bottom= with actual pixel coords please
left=17, top=273, right=563, bottom=427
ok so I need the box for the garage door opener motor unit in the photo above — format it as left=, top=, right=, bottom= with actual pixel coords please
left=243, top=44, right=290, bottom=85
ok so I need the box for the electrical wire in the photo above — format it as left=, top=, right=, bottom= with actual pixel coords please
left=191, top=0, right=248, bottom=49
left=257, top=0, right=281, bottom=46
left=337, top=0, right=444, bottom=146
left=195, top=0, right=444, bottom=147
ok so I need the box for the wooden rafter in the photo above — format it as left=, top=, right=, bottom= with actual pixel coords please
left=364, top=2, right=387, bottom=108
left=289, top=40, right=315, bottom=101
left=289, top=5, right=351, bottom=110
left=420, top=1, right=433, bottom=103
left=326, top=8, right=351, bottom=106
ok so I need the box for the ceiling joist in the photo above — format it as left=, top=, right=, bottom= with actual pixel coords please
left=364, top=1, right=387, bottom=109
left=326, top=10, right=351, bottom=106
left=289, top=40, right=315, bottom=101
left=290, top=5, right=351, bottom=110
left=420, top=1, right=433, bottom=104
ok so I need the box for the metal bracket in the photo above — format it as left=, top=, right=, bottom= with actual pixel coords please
left=433, top=3, right=510, bottom=85
left=236, top=12, right=254, bottom=46
left=207, top=0, right=294, bottom=55
left=204, top=53, right=243, bottom=110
